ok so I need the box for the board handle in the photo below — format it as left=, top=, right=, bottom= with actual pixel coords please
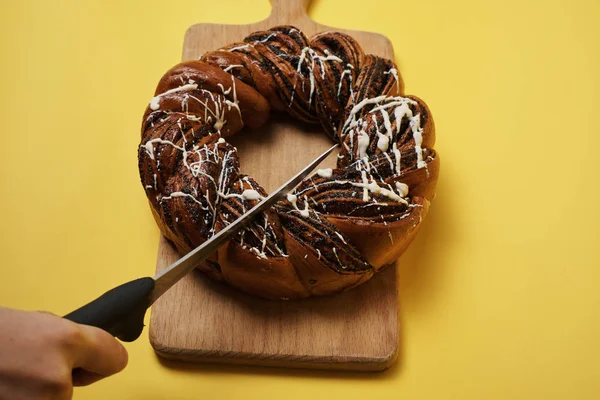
left=269, top=0, right=311, bottom=24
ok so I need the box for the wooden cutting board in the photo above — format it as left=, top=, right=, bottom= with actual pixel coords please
left=149, top=0, right=399, bottom=371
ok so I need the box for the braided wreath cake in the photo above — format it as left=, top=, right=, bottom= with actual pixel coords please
left=138, top=25, right=439, bottom=299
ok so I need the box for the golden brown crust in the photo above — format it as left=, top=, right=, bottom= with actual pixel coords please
left=327, top=197, right=430, bottom=269
left=138, top=25, right=439, bottom=299
left=283, top=230, right=373, bottom=296
left=218, top=240, right=309, bottom=299
left=154, top=61, right=270, bottom=129
left=386, top=150, right=440, bottom=202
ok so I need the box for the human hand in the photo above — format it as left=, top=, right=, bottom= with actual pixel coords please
left=0, top=307, right=128, bottom=400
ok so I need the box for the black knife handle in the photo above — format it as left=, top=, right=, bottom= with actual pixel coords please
left=63, top=277, right=155, bottom=342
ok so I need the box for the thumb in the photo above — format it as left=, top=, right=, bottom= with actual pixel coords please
left=71, top=324, right=129, bottom=386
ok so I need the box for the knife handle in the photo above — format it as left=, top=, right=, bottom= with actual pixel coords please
left=63, top=277, right=155, bottom=342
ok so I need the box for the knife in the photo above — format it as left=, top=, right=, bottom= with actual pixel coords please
left=63, top=144, right=337, bottom=342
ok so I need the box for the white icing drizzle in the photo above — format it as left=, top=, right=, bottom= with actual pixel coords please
left=392, top=142, right=401, bottom=176
left=334, top=231, right=348, bottom=245
left=395, top=182, right=409, bottom=197
left=337, top=64, right=355, bottom=99
left=160, top=192, right=208, bottom=209
left=236, top=210, right=288, bottom=259
left=308, top=68, right=315, bottom=104
left=357, top=129, right=370, bottom=159
left=287, top=194, right=310, bottom=217
left=150, top=83, right=198, bottom=111
left=226, top=44, right=250, bottom=52
left=410, top=114, right=427, bottom=169
left=308, top=176, right=319, bottom=193
left=241, top=189, right=262, bottom=200
left=338, top=69, right=350, bottom=97
left=332, top=247, right=345, bottom=268
left=383, top=68, right=400, bottom=93
left=349, top=171, right=409, bottom=204
left=342, top=95, right=388, bottom=133
left=180, top=86, right=241, bottom=132
left=141, top=138, right=184, bottom=160
left=223, top=76, right=242, bottom=123
left=341, top=96, right=428, bottom=173
left=204, top=188, right=216, bottom=221
left=377, top=133, right=390, bottom=152
left=223, top=64, right=243, bottom=73
left=347, top=202, right=385, bottom=215
left=316, top=168, right=333, bottom=178
left=273, top=242, right=288, bottom=257
left=259, top=33, right=277, bottom=43
left=360, top=156, right=371, bottom=172
left=257, top=217, right=269, bottom=258
left=308, top=196, right=319, bottom=207
left=392, top=102, right=412, bottom=133
left=357, top=170, right=369, bottom=201
left=372, top=114, right=388, bottom=151
left=250, top=246, right=268, bottom=260
left=217, top=83, right=232, bottom=95
left=143, top=126, right=243, bottom=231
left=369, top=97, right=417, bottom=113
left=176, top=118, right=188, bottom=144
left=295, top=46, right=344, bottom=105
left=215, top=149, right=236, bottom=198
left=183, top=92, right=213, bottom=124
left=143, top=117, right=235, bottom=211
left=380, top=108, right=393, bottom=138
left=348, top=125, right=354, bottom=152
left=321, top=49, right=343, bottom=63
left=383, top=152, right=394, bottom=172
left=344, top=96, right=418, bottom=140
left=296, top=48, right=310, bottom=71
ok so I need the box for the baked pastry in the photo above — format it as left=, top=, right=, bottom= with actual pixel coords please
left=138, top=26, right=439, bottom=299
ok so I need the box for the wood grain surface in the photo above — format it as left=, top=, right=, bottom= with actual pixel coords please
left=149, top=0, right=399, bottom=371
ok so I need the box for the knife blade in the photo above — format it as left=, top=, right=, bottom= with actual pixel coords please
left=63, top=144, right=337, bottom=341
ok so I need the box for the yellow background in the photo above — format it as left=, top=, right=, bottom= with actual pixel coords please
left=1, top=0, right=599, bottom=398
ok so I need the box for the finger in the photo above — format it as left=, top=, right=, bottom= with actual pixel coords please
left=71, top=369, right=105, bottom=387
left=72, top=324, right=128, bottom=383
